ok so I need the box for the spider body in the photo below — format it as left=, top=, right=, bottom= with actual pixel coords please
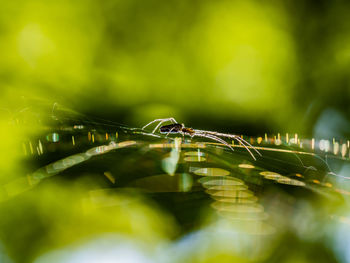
left=182, top=127, right=195, bottom=136
left=159, top=123, right=183, bottom=134
left=142, top=118, right=261, bottom=160
left=160, top=123, right=196, bottom=136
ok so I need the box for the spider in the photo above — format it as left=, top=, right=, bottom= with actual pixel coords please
left=142, top=118, right=261, bottom=160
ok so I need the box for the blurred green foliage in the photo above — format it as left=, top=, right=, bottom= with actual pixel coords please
left=0, top=1, right=350, bottom=262
left=1, top=0, right=349, bottom=131
left=2, top=0, right=350, bottom=187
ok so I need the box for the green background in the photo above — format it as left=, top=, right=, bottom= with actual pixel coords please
left=1, top=1, right=350, bottom=262
left=1, top=0, right=349, bottom=134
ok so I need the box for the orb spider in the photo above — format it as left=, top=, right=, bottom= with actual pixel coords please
left=142, top=118, right=261, bottom=160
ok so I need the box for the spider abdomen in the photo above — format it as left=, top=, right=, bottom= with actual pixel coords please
left=159, top=123, right=183, bottom=134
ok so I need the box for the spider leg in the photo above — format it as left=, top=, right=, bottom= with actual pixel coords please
left=192, top=132, right=237, bottom=154
left=229, top=134, right=261, bottom=156
left=142, top=119, right=162, bottom=130
left=142, top=118, right=178, bottom=133
left=230, top=136, right=258, bottom=160
left=152, top=118, right=178, bottom=133
left=193, top=130, right=257, bottom=160
left=197, top=130, right=261, bottom=156
left=165, top=125, right=180, bottom=137
left=221, top=134, right=259, bottom=159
